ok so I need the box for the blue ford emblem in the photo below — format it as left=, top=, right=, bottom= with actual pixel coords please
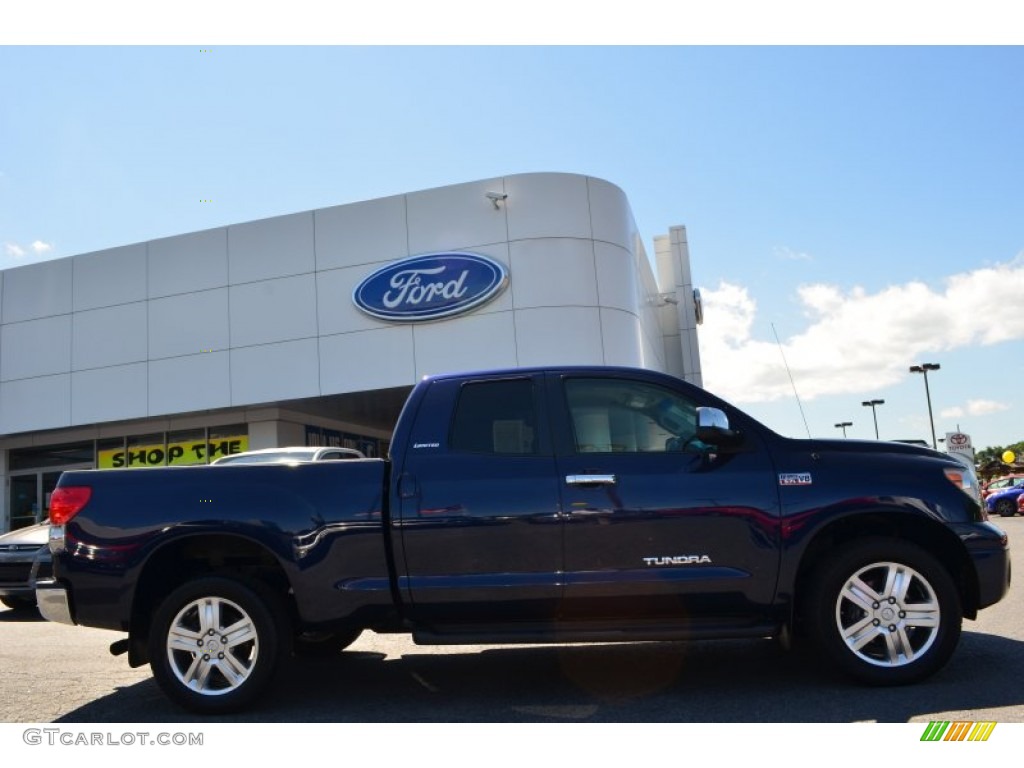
left=353, top=252, right=508, bottom=322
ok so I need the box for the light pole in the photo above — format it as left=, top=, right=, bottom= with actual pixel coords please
left=835, top=421, right=852, bottom=438
left=909, top=363, right=940, bottom=449
left=861, top=399, right=885, bottom=439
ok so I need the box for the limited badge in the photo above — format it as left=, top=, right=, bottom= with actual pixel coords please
left=778, top=473, right=813, bottom=486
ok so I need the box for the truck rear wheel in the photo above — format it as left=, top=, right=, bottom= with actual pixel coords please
left=807, top=538, right=961, bottom=685
left=148, top=576, right=288, bottom=713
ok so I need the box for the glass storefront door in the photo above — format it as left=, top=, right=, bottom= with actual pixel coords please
left=9, top=474, right=39, bottom=530
left=8, top=466, right=91, bottom=530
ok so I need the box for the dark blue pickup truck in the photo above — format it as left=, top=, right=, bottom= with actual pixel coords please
left=36, top=366, right=1010, bottom=713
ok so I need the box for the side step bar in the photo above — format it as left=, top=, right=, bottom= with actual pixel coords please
left=412, top=620, right=780, bottom=646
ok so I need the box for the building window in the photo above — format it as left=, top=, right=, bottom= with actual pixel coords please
left=166, top=429, right=208, bottom=466
left=95, top=426, right=249, bottom=468
left=9, top=442, right=94, bottom=471
left=207, top=425, right=248, bottom=463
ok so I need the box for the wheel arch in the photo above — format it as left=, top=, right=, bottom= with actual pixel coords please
left=127, top=533, right=297, bottom=667
left=792, top=512, right=979, bottom=631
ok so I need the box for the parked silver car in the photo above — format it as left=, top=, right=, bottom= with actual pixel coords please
left=211, top=446, right=365, bottom=465
left=0, top=522, right=51, bottom=612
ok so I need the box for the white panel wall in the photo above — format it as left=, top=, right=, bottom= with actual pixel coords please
left=1, top=315, right=72, bottom=380
left=2, top=259, right=72, bottom=323
left=229, top=275, right=318, bottom=348
left=72, top=303, right=147, bottom=370
left=599, top=308, right=645, bottom=368
left=319, top=327, right=415, bottom=394
left=230, top=339, right=320, bottom=405
left=413, top=312, right=518, bottom=379
left=149, top=352, right=231, bottom=415
left=148, top=229, right=228, bottom=297
left=510, top=239, right=598, bottom=309
left=316, top=267, right=386, bottom=336
left=407, top=177, right=506, bottom=253
left=506, top=173, right=591, bottom=241
left=73, top=244, right=147, bottom=311
left=587, top=177, right=635, bottom=251
left=149, top=289, right=229, bottom=359
left=594, top=242, right=640, bottom=313
left=0, top=172, right=685, bottom=435
left=228, top=212, right=315, bottom=284
left=0, top=375, right=71, bottom=432
left=514, top=307, right=605, bottom=367
left=314, top=194, right=408, bottom=271
left=72, top=363, right=148, bottom=424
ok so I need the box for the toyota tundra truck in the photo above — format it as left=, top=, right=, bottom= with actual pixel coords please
left=35, top=366, right=1011, bottom=713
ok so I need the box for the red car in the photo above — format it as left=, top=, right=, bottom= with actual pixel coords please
left=1017, top=493, right=1024, bottom=516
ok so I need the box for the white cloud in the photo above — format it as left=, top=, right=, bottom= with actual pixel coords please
left=700, top=255, right=1024, bottom=404
left=966, top=399, right=1010, bottom=416
left=31, top=240, right=53, bottom=254
left=4, top=242, right=26, bottom=258
left=775, top=246, right=813, bottom=262
left=941, top=400, right=1009, bottom=419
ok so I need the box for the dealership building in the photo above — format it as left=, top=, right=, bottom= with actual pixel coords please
left=0, top=172, right=703, bottom=533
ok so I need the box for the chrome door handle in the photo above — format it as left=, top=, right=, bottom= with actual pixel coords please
left=566, top=474, right=617, bottom=486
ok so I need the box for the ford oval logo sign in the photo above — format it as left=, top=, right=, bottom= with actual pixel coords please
left=353, top=252, right=508, bottom=322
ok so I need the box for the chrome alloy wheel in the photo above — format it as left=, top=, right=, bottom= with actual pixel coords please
left=835, top=561, right=940, bottom=668
left=166, top=596, right=260, bottom=696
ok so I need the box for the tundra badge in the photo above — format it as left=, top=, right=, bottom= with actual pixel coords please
left=643, top=555, right=712, bottom=566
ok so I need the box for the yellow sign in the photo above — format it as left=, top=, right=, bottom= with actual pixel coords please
left=99, top=436, right=249, bottom=469
left=1002, top=450, right=1016, bottom=464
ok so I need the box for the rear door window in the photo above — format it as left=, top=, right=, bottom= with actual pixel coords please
left=450, top=379, right=538, bottom=455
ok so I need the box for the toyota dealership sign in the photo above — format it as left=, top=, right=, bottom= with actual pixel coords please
left=945, top=431, right=975, bottom=464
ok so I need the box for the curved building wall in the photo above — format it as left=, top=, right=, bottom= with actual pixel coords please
left=0, top=173, right=671, bottom=437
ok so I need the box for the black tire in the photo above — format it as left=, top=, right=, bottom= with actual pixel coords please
left=0, top=596, right=37, bottom=612
left=807, top=538, right=961, bottom=685
left=293, top=628, right=363, bottom=657
left=147, top=576, right=289, bottom=714
left=994, top=498, right=1016, bottom=518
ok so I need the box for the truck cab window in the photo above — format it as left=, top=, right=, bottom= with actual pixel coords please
left=564, top=379, right=698, bottom=453
left=450, top=379, right=538, bottom=455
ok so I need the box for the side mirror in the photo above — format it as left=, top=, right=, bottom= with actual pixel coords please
left=696, top=407, right=743, bottom=450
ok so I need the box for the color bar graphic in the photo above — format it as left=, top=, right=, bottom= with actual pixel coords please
left=920, top=721, right=996, bottom=742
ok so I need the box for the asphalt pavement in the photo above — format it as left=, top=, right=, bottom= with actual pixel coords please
left=2, top=517, right=1021, bottom=723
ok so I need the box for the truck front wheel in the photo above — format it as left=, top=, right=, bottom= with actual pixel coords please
left=807, top=538, right=962, bottom=685
left=148, top=576, right=288, bottom=713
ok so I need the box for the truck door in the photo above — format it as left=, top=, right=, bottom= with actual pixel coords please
left=394, top=374, right=563, bottom=626
left=548, top=372, right=781, bottom=624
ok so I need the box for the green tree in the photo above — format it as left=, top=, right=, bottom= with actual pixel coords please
left=976, top=441, right=1024, bottom=466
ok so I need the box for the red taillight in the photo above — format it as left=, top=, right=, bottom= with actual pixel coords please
left=49, top=486, right=92, bottom=525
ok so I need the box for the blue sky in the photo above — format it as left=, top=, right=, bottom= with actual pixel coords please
left=1, top=44, right=1022, bottom=452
